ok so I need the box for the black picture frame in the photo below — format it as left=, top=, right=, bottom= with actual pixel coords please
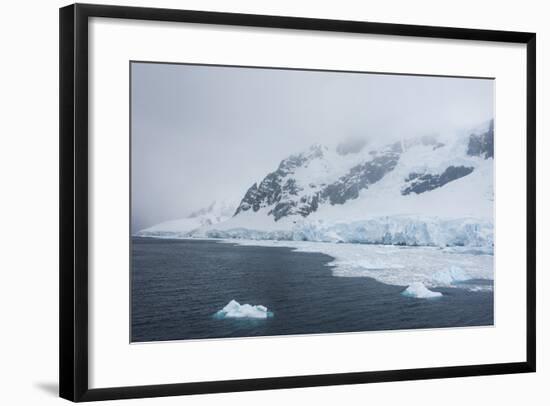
left=59, top=3, right=536, bottom=402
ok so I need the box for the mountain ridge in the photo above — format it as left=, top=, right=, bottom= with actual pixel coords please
left=232, top=120, right=493, bottom=223
left=138, top=120, right=494, bottom=248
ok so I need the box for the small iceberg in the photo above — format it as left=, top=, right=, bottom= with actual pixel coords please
left=402, top=282, right=442, bottom=299
left=214, top=300, right=273, bottom=319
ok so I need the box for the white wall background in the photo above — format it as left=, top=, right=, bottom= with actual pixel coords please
left=0, top=0, right=546, bottom=404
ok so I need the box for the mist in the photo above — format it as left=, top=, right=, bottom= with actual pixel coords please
left=131, top=62, right=493, bottom=232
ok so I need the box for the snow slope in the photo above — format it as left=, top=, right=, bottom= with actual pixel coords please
left=191, top=123, right=494, bottom=249
left=140, top=121, right=494, bottom=249
left=136, top=123, right=495, bottom=294
left=136, top=200, right=236, bottom=238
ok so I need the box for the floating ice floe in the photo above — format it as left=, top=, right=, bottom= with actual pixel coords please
left=433, top=265, right=468, bottom=285
left=214, top=300, right=273, bottom=319
left=401, top=282, right=443, bottom=299
left=219, top=239, right=493, bottom=292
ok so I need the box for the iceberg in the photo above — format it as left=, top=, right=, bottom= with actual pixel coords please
left=401, top=282, right=443, bottom=299
left=214, top=300, right=273, bottom=319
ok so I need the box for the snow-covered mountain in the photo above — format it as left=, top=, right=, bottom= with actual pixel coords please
left=140, top=121, right=494, bottom=249
left=136, top=200, right=236, bottom=238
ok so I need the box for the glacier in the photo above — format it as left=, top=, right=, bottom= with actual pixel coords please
left=136, top=200, right=236, bottom=238
left=214, top=300, right=273, bottom=319
left=187, top=127, right=494, bottom=250
left=136, top=123, right=494, bottom=295
left=199, top=215, right=493, bottom=249
left=138, top=124, right=494, bottom=251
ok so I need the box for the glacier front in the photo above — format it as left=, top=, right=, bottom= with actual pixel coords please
left=136, top=124, right=494, bottom=295
left=198, top=215, right=493, bottom=250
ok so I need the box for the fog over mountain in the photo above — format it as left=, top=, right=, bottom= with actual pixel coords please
left=131, top=62, right=493, bottom=232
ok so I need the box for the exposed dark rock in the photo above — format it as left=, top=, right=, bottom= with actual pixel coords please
left=269, top=201, right=297, bottom=220
left=235, top=141, right=402, bottom=220
left=406, top=172, right=422, bottom=181
left=268, top=193, right=321, bottom=221
left=297, top=194, right=319, bottom=216
left=234, top=145, right=321, bottom=217
left=234, top=183, right=260, bottom=214
left=402, top=166, right=474, bottom=195
left=467, top=120, right=494, bottom=159
left=321, top=152, right=400, bottom=205
left=234, top=130, right=476, bottom=222
left=282, top=178, right=299, bottom=195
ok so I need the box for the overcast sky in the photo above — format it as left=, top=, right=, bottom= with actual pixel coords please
left=131, top=62, right=494, bottom=232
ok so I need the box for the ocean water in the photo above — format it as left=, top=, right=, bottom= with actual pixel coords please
left=131, top=237, right=493, bottom=342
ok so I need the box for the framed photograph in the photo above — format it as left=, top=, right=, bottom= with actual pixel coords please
left=60, top=3, right=536, bottom=402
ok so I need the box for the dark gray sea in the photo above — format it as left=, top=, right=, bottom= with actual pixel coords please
left=131, top=237, right=493, bottom=342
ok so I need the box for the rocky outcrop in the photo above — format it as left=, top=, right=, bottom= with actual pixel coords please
left=401, top=166, right=474, bottom=195
left=467, top=120, right=494, bottom=159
